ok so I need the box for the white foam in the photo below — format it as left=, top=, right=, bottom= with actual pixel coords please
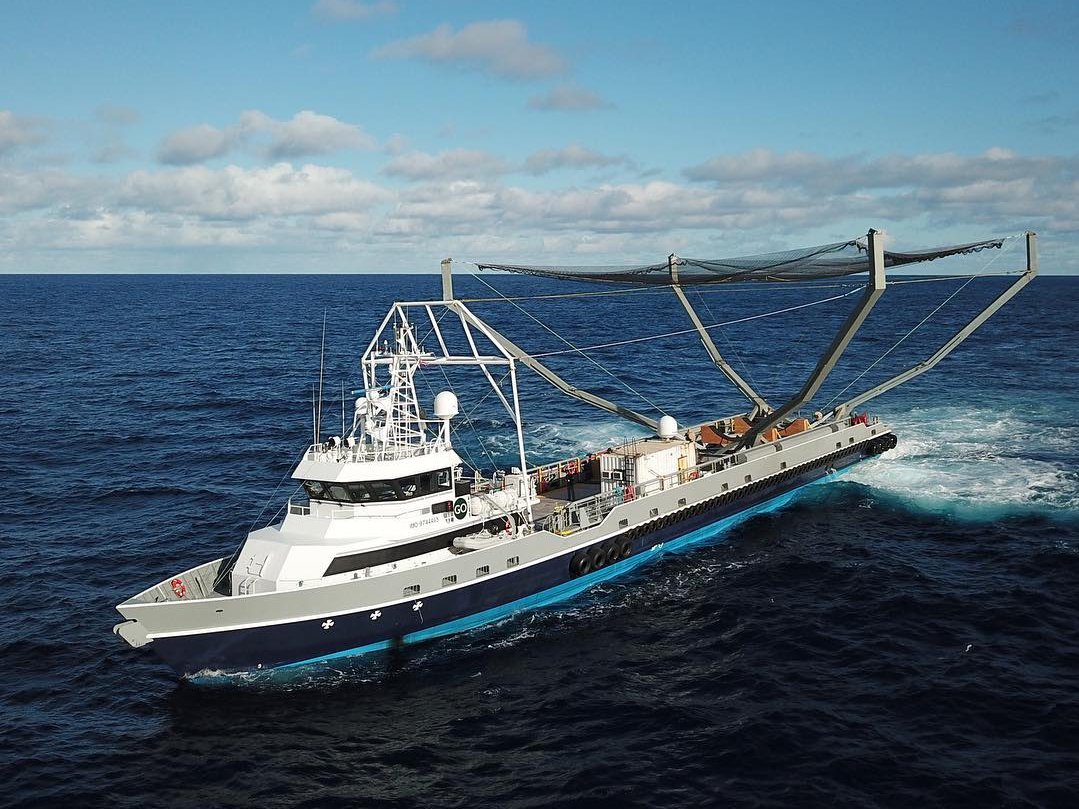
left=844, top=405, right=1078, bottom=516
left=477, top=417, right=650, bottom=465
left=495, top=406, right=1077, bottom=517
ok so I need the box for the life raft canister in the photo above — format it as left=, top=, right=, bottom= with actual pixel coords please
left=170, top=578, right=187, bottom=598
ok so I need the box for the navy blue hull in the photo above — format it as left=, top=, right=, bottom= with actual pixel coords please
left=152, top=439, right=881, bottom=676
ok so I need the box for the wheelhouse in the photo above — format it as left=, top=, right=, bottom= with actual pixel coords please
left=301, top=468, right=454, bottom=504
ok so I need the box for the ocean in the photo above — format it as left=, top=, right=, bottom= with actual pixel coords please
left=1, top=269, right=1076, bottom=808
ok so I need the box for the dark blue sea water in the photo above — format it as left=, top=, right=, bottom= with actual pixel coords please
left=1, top=267, right=1077, bottom=808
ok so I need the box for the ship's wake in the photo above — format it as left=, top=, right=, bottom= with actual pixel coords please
left=840, top=404, right=1078, bottom=519
left=505, top=405, right=1078, bottom=520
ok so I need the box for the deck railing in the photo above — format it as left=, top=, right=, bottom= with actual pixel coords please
left=303, top=440, right=450, bottom=464
left=540, top=414, right=878, bottom=536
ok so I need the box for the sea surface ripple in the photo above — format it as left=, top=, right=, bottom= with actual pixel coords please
left=0, top=272, right=1077, bottom=808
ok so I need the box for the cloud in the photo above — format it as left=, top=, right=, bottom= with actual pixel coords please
left=375, top=179, right=793, bottom=238
left=119, top=162, right=391, bottom=220
left=382, top=149, right=510, bottom=180
left=156, top=110, right=375, bottom=164
left=383, top=133, right=409, bottom=155
left=240, top=110, right=376, bottom=158
left=0, top=162, right=392, bottom=254
left=4, top=146, right=1078, bottom=270
left=313, top=0, right=396, bottom=21
left=382, top=145, right=632, bottom=182
left=92, top=141, right=138, bottom=164
left=1007, top=13, right=1079, bottom=39
left=373, top=20, right=567, bottom=79
left=376, top=144, right=1079, bottom=241
left=85, top=105, right=140, bottom=163
left=157, top=123, right=237, bottom=165
left=524, top=144, right=631, bottom=174
left=0, top=110, right=49, bottom=155
left=1020, top=90, right=1060, bottom=106
left=680, top=147, right=1079, bottom=236
left=528, top=84, right=613, bottom=111
left=95, top=104, right=139, bottom=125
left=1036, top=110, right=1079, bottom=134
left=684, top=147, right=1076, bottom=196
left=0, top=166, right=103, bottom=214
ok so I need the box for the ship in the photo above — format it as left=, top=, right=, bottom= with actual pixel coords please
left=112, top=230, right=1038, bottom=677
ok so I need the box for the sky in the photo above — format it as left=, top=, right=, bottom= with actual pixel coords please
left=1, top=0, right=1077, bottom=274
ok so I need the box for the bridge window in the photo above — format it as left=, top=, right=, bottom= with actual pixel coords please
left=303, top=480, right=328, bottom=499
left=303, top=468, right=453, bottom=503
left=327, top=484, right=351, bottom=501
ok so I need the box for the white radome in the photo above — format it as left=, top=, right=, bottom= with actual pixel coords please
left=657, top=415, right=678, bottom=439
left=433, top=390, right=459, bottom=420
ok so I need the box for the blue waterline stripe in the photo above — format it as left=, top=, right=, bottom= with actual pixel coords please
left=272, top=468, right=848, bottom=672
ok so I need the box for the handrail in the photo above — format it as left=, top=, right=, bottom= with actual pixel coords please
left=543, top=415, right=877, bottom=536
left=530, top=454, right=590, bottom=487
left=303, top=440, right=453, bottom=464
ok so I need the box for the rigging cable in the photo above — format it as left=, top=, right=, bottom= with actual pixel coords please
left=528, top=286, right=863, bottom=359
left=247, top=450, right=307, bottom=531
left=425, top=359, right=505, bottom=474
left=470, top=272, right=672, bottom=416
left=414, top=367, right=481, bottom=472
left=691, top=286, right=765, bottom=403
left=820, top=237, right=1021, bottom=412
left=460, top=284, right=657, bottom=303
left=463, top=266, right=1024, bottom=301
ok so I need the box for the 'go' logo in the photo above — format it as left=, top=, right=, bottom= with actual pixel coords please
left=452, top=497, right=469, bottom=520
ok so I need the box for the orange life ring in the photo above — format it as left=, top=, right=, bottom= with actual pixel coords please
left=170, top=578, right=187, bottom=599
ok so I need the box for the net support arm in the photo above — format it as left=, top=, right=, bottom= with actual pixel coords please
left=441, top=257, right=454, bottom=301
left=451, top=301, right=661, bottom=432
left=738, top=229, right=888, bottom=448
left=832, top=231, right=1038, bottom=419
left=669, top=255, right=771, bottom=415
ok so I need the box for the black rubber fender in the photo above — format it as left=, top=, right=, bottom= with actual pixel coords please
left=866, top=433, right=898, bottom=456
left=569, top=551, right=592, bottom=578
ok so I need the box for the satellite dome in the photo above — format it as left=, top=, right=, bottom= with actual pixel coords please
left=657, top=415, right=678, bottom=440
left=433, top=391, right=459, bottom=420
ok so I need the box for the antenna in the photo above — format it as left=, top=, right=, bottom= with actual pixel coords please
left=311, top=383, right=317, bottom=446
left=341, top=378, right=345, bottom=438
left=316, top=311, right=327, bottom=443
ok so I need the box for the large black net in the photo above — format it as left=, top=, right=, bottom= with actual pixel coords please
left=474, top=236, right=1005, bottom=286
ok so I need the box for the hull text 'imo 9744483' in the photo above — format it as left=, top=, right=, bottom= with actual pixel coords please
left=112, top=230, right=1038, bottom=678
